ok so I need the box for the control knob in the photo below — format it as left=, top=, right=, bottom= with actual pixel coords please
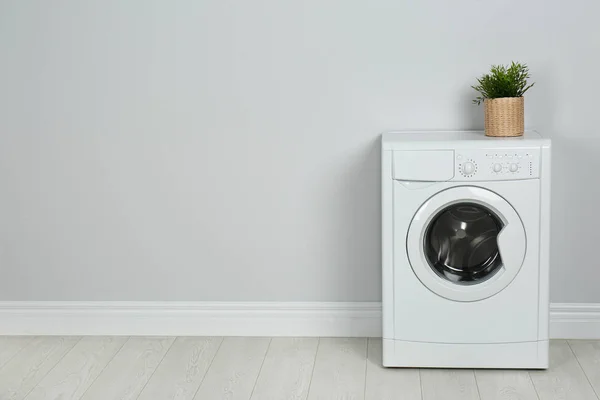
left=509, top=163, right=519, bottom=172
left=493, top=163, right=503, bottom=173
left=462, top=162, right=475, bottom=175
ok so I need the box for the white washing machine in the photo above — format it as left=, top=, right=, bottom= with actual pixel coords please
left=381, top=131, right=551, bottom=369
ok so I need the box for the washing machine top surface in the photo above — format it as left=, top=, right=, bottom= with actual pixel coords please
left=382, top=130, right=548, bottom=150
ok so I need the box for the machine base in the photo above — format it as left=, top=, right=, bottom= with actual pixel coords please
left=382, top=338, right=549, bottom=369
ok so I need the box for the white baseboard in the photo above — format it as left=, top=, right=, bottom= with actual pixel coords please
left=549, top=303, right=600, bottom=339
left=0, top=302, right=382, bottom=337
left=0, top=302, right=598, bottom=339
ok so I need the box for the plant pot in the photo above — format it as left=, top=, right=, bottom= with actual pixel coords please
left=484, top=97, right=524, bottom=137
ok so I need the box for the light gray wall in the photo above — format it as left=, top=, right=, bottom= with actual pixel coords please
left=0, top=0, right=597, bottom=302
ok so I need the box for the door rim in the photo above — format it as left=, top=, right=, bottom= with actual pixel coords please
left=406, top=186, right=527, bottom=302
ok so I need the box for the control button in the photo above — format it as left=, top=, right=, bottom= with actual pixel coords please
left=463, top=162, right=475, bottom=175
left=497, top=155, right=503, bottom=159
left=493, top=163, right=503, bottom=173
left=509, top=163, right=519, bottom=172
left=486, top=154, right=492, bottom=159
left=518, top=154, right=523, bottom=159
left=457, top=155, right=462, bottom=160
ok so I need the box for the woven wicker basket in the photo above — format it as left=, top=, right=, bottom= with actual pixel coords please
left=484, top=97, right=524, bottom=137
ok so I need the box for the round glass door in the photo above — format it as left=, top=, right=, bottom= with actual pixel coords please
left=424, top=203, right=504, bottom=285
left=406, top=186, right=527, bottom=302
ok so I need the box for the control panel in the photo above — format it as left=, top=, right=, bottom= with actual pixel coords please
left=455, top=149, right=540, bottom=181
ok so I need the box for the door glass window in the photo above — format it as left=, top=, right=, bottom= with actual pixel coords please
left=424, top=203, right=503, bottom=285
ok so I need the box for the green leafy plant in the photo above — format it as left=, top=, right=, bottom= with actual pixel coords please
left=472, top=62, right=534, bottom=105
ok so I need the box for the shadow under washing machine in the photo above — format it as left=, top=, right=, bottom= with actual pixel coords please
left=381, top=130, right=551, bottom=369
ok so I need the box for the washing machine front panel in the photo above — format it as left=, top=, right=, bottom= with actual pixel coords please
left=407, top=186, right=526, bottom=302
left=390, top=179, right=542, bottom=345
left=382, top=133, right=550, bottom=363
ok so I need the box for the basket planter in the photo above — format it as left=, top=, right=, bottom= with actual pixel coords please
left=484, top=97, right=524, bottom=137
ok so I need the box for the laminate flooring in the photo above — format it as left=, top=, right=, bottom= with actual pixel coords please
left=0, top=338, right=596, bottom=399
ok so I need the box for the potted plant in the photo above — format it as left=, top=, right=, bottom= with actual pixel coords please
left=472, top=62, right=534, bottom=137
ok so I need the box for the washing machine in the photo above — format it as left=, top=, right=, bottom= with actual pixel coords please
left=381, top=130, right=551, bottom=369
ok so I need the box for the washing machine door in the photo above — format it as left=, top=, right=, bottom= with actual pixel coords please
left=407, top=186, right=526, bottom=302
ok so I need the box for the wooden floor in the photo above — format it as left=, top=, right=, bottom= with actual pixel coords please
left=0, top=338, right=598, bottom=400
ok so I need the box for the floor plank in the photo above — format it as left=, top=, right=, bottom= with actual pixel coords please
left=0, top=337, right=35, bottom=369
left=475, top=369, right=539, bottom=400
left=193, top=337, right=271, bottom=400
left=80, top=336, right=174, bottom=400
left=137, top=337, right=223, bottom=400
left=567, top=340, right=600, bottom=397
left=0, top=336, right=80, bottom=400
left=364, top=338, right=421, bottom=400
left=420, top=369, right=481, bottom=400
left=529, top=340, right=597, bottom=400
left=250, top=337, right=319, bottom=400
left=306, top=337, right=367, bottom=400
left=24, top=336, right=128, bottom=400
